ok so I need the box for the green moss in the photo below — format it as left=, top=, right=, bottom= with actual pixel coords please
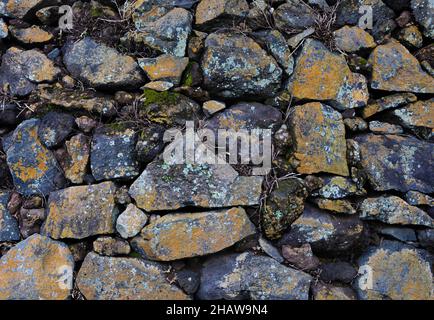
left=90, top=5, right=104, bottom=17
left=141, top=88, right=180, bottom=107
left=105, top=122, right=129, bottom=132
left=181, top=62, right=194, bottom=87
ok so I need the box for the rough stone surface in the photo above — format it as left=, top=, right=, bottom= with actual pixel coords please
left=411, top=0, right=434, bottom=39
left=9, top=25, right=53, bottom=44
left=76, top=252, right=189, bottom=300
left=369, top=121, right=403, bottom=134
left=138, top=54, right=189, bottom=85
left=42, top=182, right=119, bottom=239
left=355, top=134, right=434, bottom=193
left=6, top=119, right=64, bottom=196
left=197, top=252, right=312, bottom=300
left=38, top=112, right=75, bottom=148
left=355, top=241, right=433, bottom=300
left=313, top=282, right=357, bottom=300
left=334, top=26, right=376, bottom=53
left=0, top=234, right=74, bottom=300
left=93, top=236, right=131, bottom=256
left=287, top=103, right=349, bottom=176
left=281, top=243, right=320, bottom=271
left=359, top=196, right=433, bottom=227
left=316, top=176, right=365, bottom=199
left=388, top=98, right=434, bottom=135
left=0, top=191, right=20, bottom=242
left=63, top=37, right=144, bottom=89
left=405, top=191, right=434, bottom=207
left=369, top=40, right=434, bottom=93
left=320, top=261, right=357, bottom=283
left=116, top=204, right=148, bottom=239
left=0, top=47, right=60, bottom=96
left=64, top=134, right=90, bottom=184
left=273, top=1, right=315, bottom=31
left=202, top=32, right=282, bottom=99
left=289, top=39, right=369, bottom=111
left=195, top=0, right=249, bottom=29
left=91, top=126, right=140, bottom=181
left=132, top=207, right=256, bottom=261
left=362, top=93, right=417, bottom=119
left=0, top=0, right=45, bottom=19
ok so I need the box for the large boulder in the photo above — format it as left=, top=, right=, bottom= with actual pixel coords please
left=132, top=207, right=256, bottom=261
left=354, top=134, right=434, bottom=193
left=42, top=182, right=119, bottom=239
left=76, top=252, right=189, bottom=300
left=197, top=252, right=312, bottom=300
left=289, top=39, right=368, bottom=111
left=63, top=37, right=144, bottom=89
left=6, top=119, right=64, bottom=196
left=201, top=32, right=282, bottom=99
left=0, top=234, right=74, bottom=300
left=355, top=241, right=433, bottom=300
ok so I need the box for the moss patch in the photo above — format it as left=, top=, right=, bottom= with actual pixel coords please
left=141, top=88, right=180, bottom=107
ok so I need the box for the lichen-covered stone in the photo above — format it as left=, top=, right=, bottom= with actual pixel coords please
left=316, top=176, right=365, bottom=199
left=203, top=100, right=225, bottom=115
left=195, top=0, right=249, bottom=29
left=273, top=1, right=315, bottom=31
left=253, top=29, right=294, bottom=76
left=18, top=207, right=45, bottom=239
left=355, top=241, right=433, bottom=300
left=63, top=37, right=144, bottom=89
left=138, top=54, right=189, bottom=85
left=6, top=119, right=64, bottom=196
left=0, top=47, right=60, bottom=96
left=116, top=204, right=148, bottom=239
left=405, top=191, right=434, bottom=207
left=9, top=25, right=53, bottom=44
left=314, top=199, right=356, bottom=215
left=0, top=18, right=7, bottom=38
left=334, top=26, right=376, bottom=53
left=262, top=178, right=308, bottom=240
left=64, top=134, right=90, bottom=184
left=130, top=157, right=263, bottom=211
left=344, top=117, right=368, bottom=132
left=313, top=283, right=357, bottom=300
left=355, top=134, right=434, bottom=193
left=289, top=39, right=369, bottom=110
left=0, top=0, right=45, bottom=19
left=361, top=93, right=417, bottom=119
left=91, top=126, right=140, bottom=181
left=132, top=207, right=256, bottom=261
left=129, top=8, right=193, bottom=57
left=411, top=0, right=434, bottom=39
left=93, top=236, right=131, bottom=256
left=359, top=195, right=433, bottom=227
left=76, top=252, right=189, bottom=300
left=281, top=243, right=320, bottom=271
left=287, top=102, right=349, bottom=176
left=36, top=86, right=117, bottom=117
left=0, top=191, right=20, bottom=242
left=278, top=204, right=365, bottom=255
left=143, top=80, right=174, bottom=91
left=0, top=234, right=74, bottom=300
left=369, top=40, right=434, bottom=93
left=42, top=182, right=119, bottom=239
left=369, top=121, right=403, bottom=134
left=197, top=252, right=312, bottom=300
left=135, top=124, right=165, bottom=164
left=397, top=25, right=424, bottom=48
left=38, top=111, right=75, bottom=149
left=201, top=32, right=282, bottom=99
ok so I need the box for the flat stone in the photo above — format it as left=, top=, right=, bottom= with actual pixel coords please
left=143, top=80, right=174, bottom=91
left=0, top=0, right=45, bottom=19
left=138, top=54, right=189, bottom=85
left=344, top=117, right=368, bottom=132
left=355, top=240, right=433, bottom=300
left=334, top=26, right=376, bottom=53
left=0, top=47, right=60, bottom=96
left=38, top=111, right=75, bottom=148
left=0, top=234, right=74, bottom=300
left=42, top=181, right=119, bottom=239
left=287, top=102, right=349, bottom=176
left=262, top=178, right=308, bottom=240
left=273, top=1, right=315, bottom=31
left=203, top=100, right=225, bottom=115
left=197, top=252, right=312, bottom=300
left=369, top=121, right=403, bottom=134
left=289, top=39, right=369, bottom=111
left=63, top=37, right=144, bottom=89
left=91, top=126, right=140, bottom=181
left=411, top=0, right=434, bottom=39
left=278, top=204, right=365, bottom=255
left=313, top=282, right=357, bottom=300
left=258, top=236, right=284, bottom=263
left=132, top=207, right=256, bottom=261
left=287, top=27, right=315, bottom=48
left=405, top=191, right=434, bottom=207
left=355, top=134, right=434, bottom=193
left=129, top=157, right=263, bottom=211
left=369, top=40, right=434, bottom=93
left=6, top=119, right=64, bottom=196
left=93, top=236, right=131, bottom=256
left=116, top=204, right=148, bottom=239
left=195, top=0, right=249, bottom=29
left=320, top=261, right=357, bottom=283
left=316, top=176, right=365, bottom=199
left=0, top=191, right=20, bottom=242
left=76, top=252, right=189, bottom=300
left=359, top=195, right=433, bottom=227
left=36, top=86, right=117, bottom=117
left=9, top=25, right=53, bottom=44
left=314, top=199, right=356, bottom=215
left=202, top=32, right=282, bottom=99
left=130, top=8, right=193, bottom=57
left=378, top=226, right=417, bottom=242
left=361, top=93, right=417, bottom=119
left=64, top=134, right=90, bottom=184
left=281, top=243, right=320, bottom=271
